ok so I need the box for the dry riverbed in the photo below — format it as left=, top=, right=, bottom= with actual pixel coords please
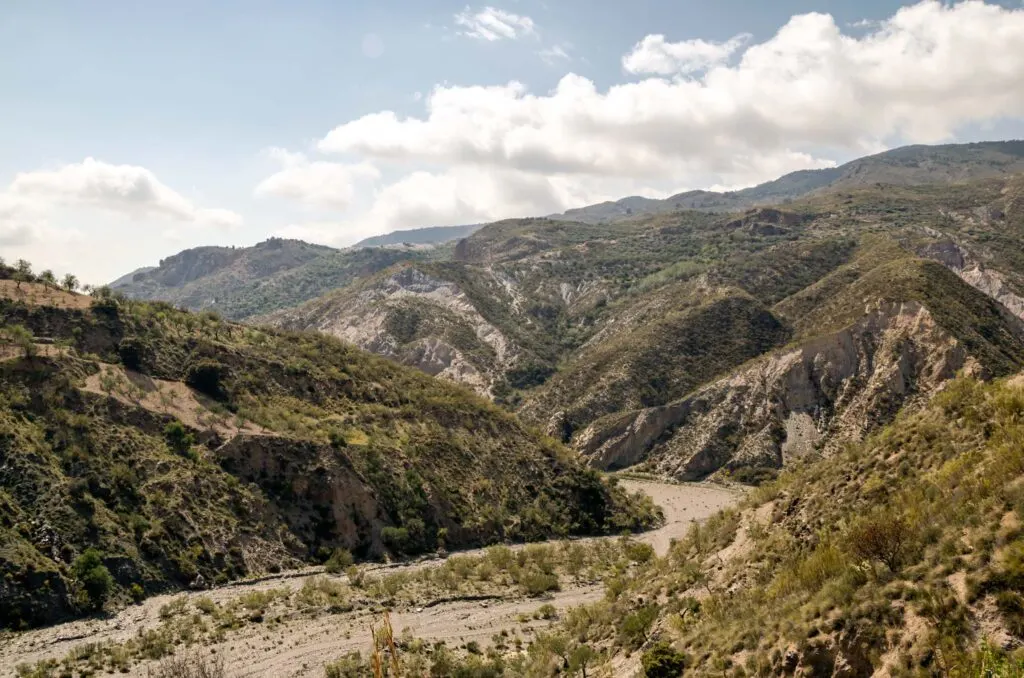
left=0, top=478, right=740, bottom=678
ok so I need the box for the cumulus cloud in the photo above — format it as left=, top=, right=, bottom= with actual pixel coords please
left=321, top=0, right=1024, bottom=185
left=245, top=1, right=1024, bottom=241
left=622, top=33, right=750, bottom=75
left=454, top=6, right=536, bottom=41
left=8, top=158, right=242, bottom=229
left=254, top=148, right=380, bottom=210
left=0, top=194, right=44, bottom=246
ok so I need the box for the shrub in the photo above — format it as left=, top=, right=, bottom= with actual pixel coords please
left=72, top=549, right=113, bottom=612
left=641, top=642, right=688, bottom=677
left=185, top=358, right=229, bottom=400
left=847, top=511, right=916, bottom=571
left=519, top=571, right=560, bottom=597
left=381, top=526, right=410, bottom=555
left=324, top=548, right=354, bottom=574
left=148, top=651, right=226, bottom=678
left=164, top=421, right=195, bottom=456
left=129, top=583, right=145, bottom=603
left=619, top=604, right=659, bottom=648
left=117, top=336, right=149, bottom=372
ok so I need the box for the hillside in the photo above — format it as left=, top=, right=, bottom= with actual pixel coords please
left=353, top=224, right=482, bottom=248
left=409, top=373, right=1024, bottom=675
left=553, top=140, right=1024, bottom=224
left=0, top=270, right=659, bottom=631
left=110, top=238, right=418, bottom=320
left=263, top=172, right=1024, bottom=487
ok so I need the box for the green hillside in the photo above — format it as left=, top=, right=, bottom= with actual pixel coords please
left=0, top=271, right=659, bottom=630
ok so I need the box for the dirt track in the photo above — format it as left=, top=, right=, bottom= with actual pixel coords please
left=0, top=479, right=740, bottom=677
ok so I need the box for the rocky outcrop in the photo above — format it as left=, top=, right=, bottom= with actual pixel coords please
left=579, top=301, right=979, bottom=479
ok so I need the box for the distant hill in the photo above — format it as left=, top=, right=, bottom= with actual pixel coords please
left=111, top=238, right=417, bottom=320
left=553, top=140, right=1024, bottom=223
left=353, top=224, right=482, bottom=248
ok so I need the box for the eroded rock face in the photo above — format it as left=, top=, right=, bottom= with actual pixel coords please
left=216, top=434, right=388, bottom=558
left=917, top=234, right=1024, bottom=321
left=578, top=302, right=978, bottom=479
left=268, top=266, right=521, bottom=396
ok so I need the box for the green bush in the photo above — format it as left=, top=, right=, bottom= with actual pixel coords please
left=619, top=604, right=659, bottom=648
left=381, top=526, right=410, bottom=554
left=641, top=642, right=688, bottom=677
left=164, top=421, right=195, bottom=456
left=72, top=549, right=113, bottom=612
left=324, top=548, right=354, bottom=574
left=519, top=571, right=560, bottom=597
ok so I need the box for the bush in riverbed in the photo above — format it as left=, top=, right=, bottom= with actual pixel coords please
left=324, top=548, right=354, bottom=574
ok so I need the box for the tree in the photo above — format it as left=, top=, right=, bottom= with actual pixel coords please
left=72, top=548, right=114, bottom=612
left=3, top=324, right=35, bottom=359
left=13, top=259, right=32, bottom=290
left=568, top=644, right=599, bottom=678
left=62, top=273, right=79, bottom=292
left=38, top=269, right=57, bottom=287
left=641, top=642, right=688, bottom=677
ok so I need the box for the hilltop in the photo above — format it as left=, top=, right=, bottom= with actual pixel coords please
left=0, top=267, right=659, bottom=630
left=110, top=238, right=419, bottom=320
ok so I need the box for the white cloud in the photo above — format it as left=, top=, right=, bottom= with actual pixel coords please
left=454, top=6, right=536, bottom=41
left=539, top=44, right=571, bottom=65
left=320, top=1, right=1024, bottom=187
left=8, top=158, right=242, bottom=229
left=254, top=148, right=380, bottom=210
left=0, top=194, right=44, bottom=246
left=622, top=33, right=750, bottom=75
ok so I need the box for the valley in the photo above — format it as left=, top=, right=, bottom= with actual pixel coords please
left=7, top=140, right=1024, bottom=675
left=0, top=479, right=739, bottom=678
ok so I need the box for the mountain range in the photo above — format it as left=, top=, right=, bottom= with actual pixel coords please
left=112, top=140, right=1024, bottom=486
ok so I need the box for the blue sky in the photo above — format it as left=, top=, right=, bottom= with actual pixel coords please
left=2, top=0, right=1024, bottom=283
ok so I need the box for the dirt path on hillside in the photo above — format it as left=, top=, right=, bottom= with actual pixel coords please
left=0, top=479, right=741, bottom=678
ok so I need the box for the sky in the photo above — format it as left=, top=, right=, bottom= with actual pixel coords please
left=2, top=0, right=1024, bottom=284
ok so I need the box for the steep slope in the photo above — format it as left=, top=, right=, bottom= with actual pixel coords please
left=261, top=174, right=1024, bottom=486
left=579, top=255, right=1024, bottom=479
left=520, top=282, right=790, bottom=442
left=111, top=238, right=416, bottom=320
left=0, top=271, right=659, bottom=630
left=462, top=374, right=1024, bottom=676
left=260, top=263, right=526, bottom=396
